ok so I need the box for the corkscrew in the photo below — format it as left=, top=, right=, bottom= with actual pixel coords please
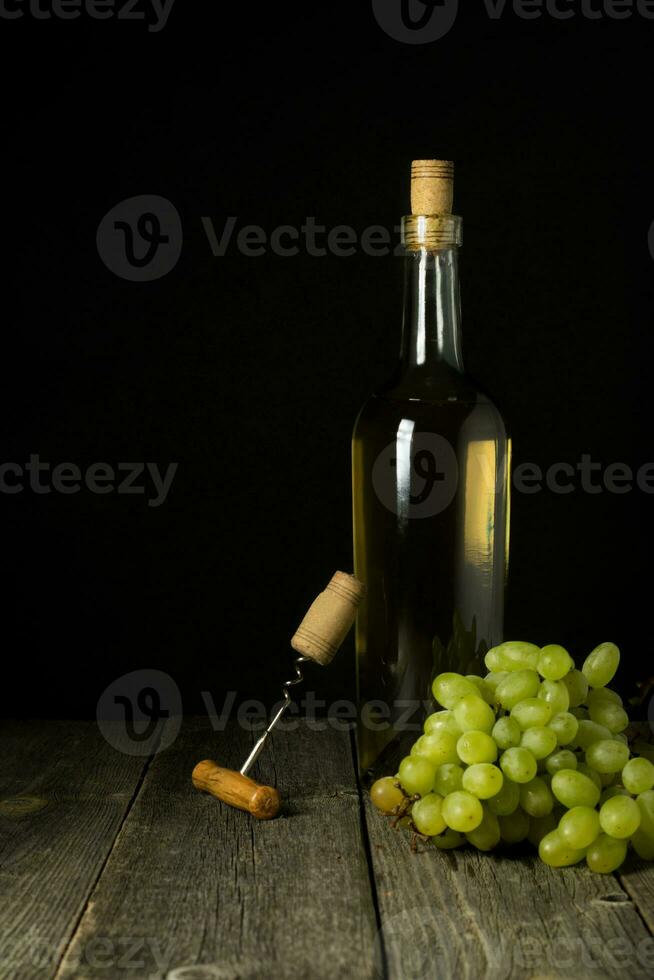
left=192, top=572, right=365, bottom=819
left=238, top=654, right=310, bottom=777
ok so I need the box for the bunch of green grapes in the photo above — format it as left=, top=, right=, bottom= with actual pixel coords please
left=370, top=641, right=654, bottom=873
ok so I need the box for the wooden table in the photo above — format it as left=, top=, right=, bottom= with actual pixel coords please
left=2, top=718, right=654, bottom=980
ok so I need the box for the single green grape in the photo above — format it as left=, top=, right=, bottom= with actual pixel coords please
left=394, top=814, right=413, bottom=831
left=432, top=673, right=478, bottom=709
left=545, top=749, right=578, bottom=775
left=457, top=730, right=498, bottom=765
left=453, top=694, right=495, bottom=734
left=496, top=670, right=540, bottom=710
left=600, top=785, right=631, bottom=805
left=587, top=686, right=623, bottom=708
left=442, top=790, right=484, bottom=832
left=527, top=812, right=558, bottom=847
left=398, top=755, right=436, bottom=797
left=622, top=758, right=654, bottom=795
left=370, top=777, right=405, bottom=814
left=462, top=763, right=504, bottom=800
left=558, top=805, right=601, bottom=849
left=412, top=793, right=447, bottom=836
left=599, top=795, right=641, bottom=839
left=490, top=641, right=541, bottom=672
left=582, top=642, right=620, bottom=689
left=492, top=716, right=522, bottom=750
left=632, top=828, right=654, bottom=861
left=538, top=829, right=585, bottom=867
left=499, top=807, right=530, bottom=843
left=588, top=701, right=629, bottom=734
left=538, top=679, right=570, bottom=716
left=636, top=790, right=654, bottom=838
left=484, top=671, right=509, bottom=694
left=585, top=739, right=630, bottom=775
left=562, top=669, right=589, bottom=708
left=520, top=777, right=554, bottom=818
left=487, top=777, right=521, bottom=816
left=466, top=674, right=496, bottom=705
left=547, top=712, right=579, bottom=746
left=537, top=644, right=574, bottom=681
left=466, top=807, right=501, bottom=851
left=412, top=732, right=460, bottom=768
left=424, top=710, right=462, bottom=737
left=586, top=833, right=628, bottom=873
left=484, top=649, right=504, bottom=672
left=551, top=769, right=601, bottom=808
left=432, top=828, right=465, bottom=850
left=577, top=763, right=602, bottom=791
left=572, top=720, right=612, bottom=750
left=500, top=747, right=538, bottom=784
left=511, top=698, right=552, bottom=730
left=434, top=763, right=464, bottom=797
left=520, top=726, right=558, bottom=761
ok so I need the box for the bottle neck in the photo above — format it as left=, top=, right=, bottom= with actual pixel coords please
left=399, top=247, right=464, bottom=375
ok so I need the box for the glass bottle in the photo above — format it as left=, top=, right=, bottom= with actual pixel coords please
left=352, top=160, right=511, bottom=779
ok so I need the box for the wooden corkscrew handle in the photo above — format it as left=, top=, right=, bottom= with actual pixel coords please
left=192, top=760, right=281, bottom=820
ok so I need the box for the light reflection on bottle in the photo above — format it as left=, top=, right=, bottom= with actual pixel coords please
left=455, top=426, right=511, bottom=646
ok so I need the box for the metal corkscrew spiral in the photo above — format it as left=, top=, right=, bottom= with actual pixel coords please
left=239, top=655, right=309, bottom=776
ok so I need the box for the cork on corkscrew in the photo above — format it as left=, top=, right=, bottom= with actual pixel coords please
left=192, top=571, right=365, bottom=819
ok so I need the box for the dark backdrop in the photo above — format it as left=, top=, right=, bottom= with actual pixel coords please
left=1, top=3, right=652, bottom=718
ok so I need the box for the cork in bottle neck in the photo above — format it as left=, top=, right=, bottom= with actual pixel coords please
left=403, top=159, right=462, bottom=250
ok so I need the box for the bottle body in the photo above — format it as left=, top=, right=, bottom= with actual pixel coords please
left=353, top=246, right=510, bottom=778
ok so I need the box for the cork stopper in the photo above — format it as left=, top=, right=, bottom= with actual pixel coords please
left=411, top=160, right=454, bottom=216
left=291, top=571, right=366, bottom=667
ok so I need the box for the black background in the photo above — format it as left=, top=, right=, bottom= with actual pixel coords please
left=1, top=2, right=652, bottom=719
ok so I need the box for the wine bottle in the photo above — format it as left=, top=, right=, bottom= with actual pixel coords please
left=352, top=160, right=511, bottom=778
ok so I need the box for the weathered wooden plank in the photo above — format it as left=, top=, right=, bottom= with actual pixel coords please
left=364, top=796, right=654, bottom=980
left=0, top=720, right=152, bottom=980
left=55, top=719, right=378, bottom=980
left=620, top=859, right=654, bottom=934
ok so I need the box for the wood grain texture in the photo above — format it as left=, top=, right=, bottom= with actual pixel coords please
left=55, top=719, right=378, bottom=980
left=364, top=796, right=654, bottom=980
left=620, top=858, right=654, bottom=933
left=0, top=720, right=152, bottom=980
